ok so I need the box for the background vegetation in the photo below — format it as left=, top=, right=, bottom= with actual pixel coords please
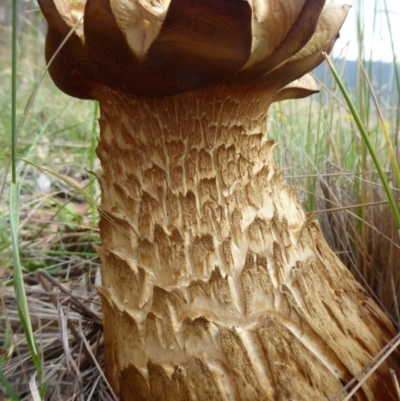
left=0, top=1, right=399, bottom=399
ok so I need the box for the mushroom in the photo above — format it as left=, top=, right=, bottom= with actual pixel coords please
left=39, top=1, right=400, bottom=400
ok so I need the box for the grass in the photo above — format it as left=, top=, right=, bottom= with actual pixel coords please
left=1, top=1, right=400, bottom=400
left=267, top=0, right=400, bottom=321
left=1, top=7, right=103, bottom=400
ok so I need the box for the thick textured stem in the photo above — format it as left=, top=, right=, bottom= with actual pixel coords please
left=96, top=88, right=399, bottom=401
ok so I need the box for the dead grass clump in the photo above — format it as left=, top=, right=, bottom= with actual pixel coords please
left=312, top=164, right=400, bottom=323
left=0, top=263, right=117, bottom=400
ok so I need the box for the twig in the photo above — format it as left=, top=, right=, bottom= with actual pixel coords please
left=37, top=269, right=101, bottom=325
left=391, top=274, right=400, bottom=331
left=308, top=200, right=394, bottom=216
left=37, top=273, right=97, bottom=367
left=80, top=330, right=119, bottom=401
left=331, top=332, right=400, bottom=400
left=390, top=369, right=400, bottom=401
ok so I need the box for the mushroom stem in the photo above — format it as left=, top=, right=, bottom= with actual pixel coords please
left=95, top=87, right=400, bottom=401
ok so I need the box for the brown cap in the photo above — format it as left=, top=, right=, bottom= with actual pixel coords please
left=39, top=0, right=350, bottom=99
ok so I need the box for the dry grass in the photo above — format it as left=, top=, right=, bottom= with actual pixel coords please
left=315, top=170, right=400, bottom=321
left=0, top=257, right=115, bottom=400
left=271, top=91, right=400, bottom=321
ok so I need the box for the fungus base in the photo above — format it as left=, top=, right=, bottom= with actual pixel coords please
left=96, top=88, right=399, bottom=401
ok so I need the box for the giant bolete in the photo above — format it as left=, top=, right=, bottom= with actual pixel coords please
left=38, top=1, right=400, bottom=400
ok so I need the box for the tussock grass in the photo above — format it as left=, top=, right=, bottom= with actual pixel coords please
left=1, top=1, right=400, bottom=400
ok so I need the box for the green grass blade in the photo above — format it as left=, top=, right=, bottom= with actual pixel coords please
left=23, top=160, right=97, bottom=208
left=323, top=53, right=400, bottom=231
left=89, top=101, right=99, bottom=227
left=357, top=61, right=400, bottom=192
left=9, top=183, right=43, bottom=394
left=0, top=365, right=20, bottom=401
left=23, top=159, right=134, bottom=237
left=10, top=0, right=43, bottom=397
left=11, top=0, right=18, bottom=183
left=0, top=14, right=84, bottom=202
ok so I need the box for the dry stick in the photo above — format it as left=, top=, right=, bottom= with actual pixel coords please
left=76, top=333, right=104, bottom=370
left=300, top=179, right=400, bottom=319
left=355, top=175, right=400, bottom=193
left=309, top=199, right=394, bottom=215
left=37, top=269, right=101, bottom=325
left=300, top=183, right=400, bottom=252
left=38, top=275, right=91, bottom=360
left=38, top=269, right=105, bottom=371
left=58, top=305, right=83, bottom=389
left=86, top=375, right=102, bottom=401
left=390, top=369, right=400, bottom=401
left=299, top=184, right=400, bottom=252
left=285, top=171, right=396, bottom=179
left=391, top=273, right=400, bottom=331
left=79, top=330, right=119, bottom=401
left=342, top=336, right=400, bottom=401
left=331, top=332, right=400, bottom=401
left=347, top=210, right=400, bottom=250
left=37, top=270, right=100, bottom=367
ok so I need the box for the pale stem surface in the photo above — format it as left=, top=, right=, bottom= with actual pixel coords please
left=95, top=88, right=398, bottom=401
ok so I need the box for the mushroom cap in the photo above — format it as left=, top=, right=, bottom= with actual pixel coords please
left=39, top=0, right=350, bottom=99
